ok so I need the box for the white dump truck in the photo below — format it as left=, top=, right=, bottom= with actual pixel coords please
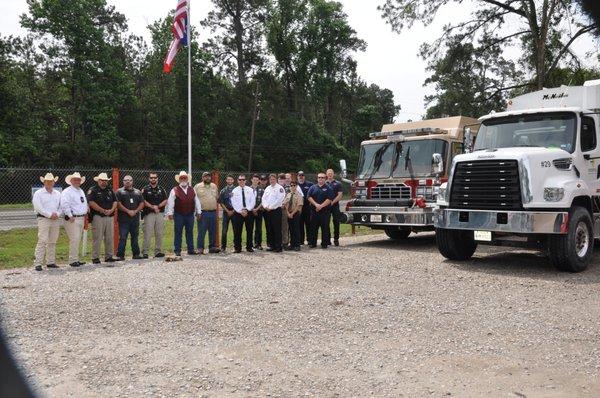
left=341, top=116, right=479, bottom=239
left=434, top=80, right=600, bottom=272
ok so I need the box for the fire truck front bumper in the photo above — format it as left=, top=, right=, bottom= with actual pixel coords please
left=433, top=208, right=569, bottom=234
left=341, top=206, right=435, bottom=227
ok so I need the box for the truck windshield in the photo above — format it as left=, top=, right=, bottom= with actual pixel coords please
left=474, top=112, right=576, bottom=153
left=357, top=139, right=448, bottom=179
left=392, top=139, right=447, bottom=178
left=357, top=142, right=395, bottom=179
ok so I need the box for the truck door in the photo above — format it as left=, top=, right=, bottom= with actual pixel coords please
left=580, top=115, right=600, bottom=230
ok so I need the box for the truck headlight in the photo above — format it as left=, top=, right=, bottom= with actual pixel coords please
left=438, top=184, right=448, bottom=202
left=544, top=187, right=565, bottom=202
left=355, top=188, right=367, bottom=199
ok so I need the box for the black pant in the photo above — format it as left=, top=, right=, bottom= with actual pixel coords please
left=300, top=204, right=312, bottom=244
left=232, top=212, right=254, bottom=251
left=253, top=210, right=263, bottom=247
left=331, top=205, right=341, bottom=241
left=309, top=208, right=331, bottom=247
left=266, top=208, right=282, bottom=250
left=288, top=212, right=301, bottom=248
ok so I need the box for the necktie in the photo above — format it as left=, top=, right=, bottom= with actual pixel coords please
left=288, top=193, right=294, bottom=212
left=242, top=188, right=246, bottom=208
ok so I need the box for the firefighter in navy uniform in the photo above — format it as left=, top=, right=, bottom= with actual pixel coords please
left=307, top=172, right=334, bottom=248
left=326, top=168, right=343, bottom=246
left=87, top=172, right=118, bottom=264
left=297, top=171, right=313, bottom=245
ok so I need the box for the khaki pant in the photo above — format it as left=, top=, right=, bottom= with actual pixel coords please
left=143, top=212, right=165, bottom=255
left=64, top=217, right=84, bottom=263
left=92, top=216, right=114, bottom=260
left=34, top=218, right=60, bottom=266
left=281, top=209, right=289, bottom=246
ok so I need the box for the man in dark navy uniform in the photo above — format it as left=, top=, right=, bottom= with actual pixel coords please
left=218, top=175, right=235, bottom=252
left=297, top=171, right=313, bottom=245
left=307, top=172, right=334, bottom=249
left=326, top=168, right=343, bottom=246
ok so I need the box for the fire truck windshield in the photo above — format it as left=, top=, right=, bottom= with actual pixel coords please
left=474, top=112, right=576, bottom=153
left=357, top=139, right=448, bottom=179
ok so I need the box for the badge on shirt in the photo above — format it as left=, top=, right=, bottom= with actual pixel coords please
left=80, top=196, right=85, bottom=203
left=130, top=198, right=134, bottom=204
left=280, top=188, right=284, bottom=193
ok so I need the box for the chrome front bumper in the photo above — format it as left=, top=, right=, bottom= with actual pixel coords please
left=434, top=208, right=568, bottom=234
left=342, top=206, right=434, bottom=227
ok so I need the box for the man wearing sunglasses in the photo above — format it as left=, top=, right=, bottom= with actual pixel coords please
left=142, top=172, right=168, bottom=258
left=231, top=175, right=256, bottom=253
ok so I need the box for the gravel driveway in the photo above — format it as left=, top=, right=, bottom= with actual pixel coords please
left=2, top=233, right=600, bottom=397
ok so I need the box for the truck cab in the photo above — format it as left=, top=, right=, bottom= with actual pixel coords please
left=342, top=116, right=479, bottom=239
left=435, top=80, right=600, bottom=272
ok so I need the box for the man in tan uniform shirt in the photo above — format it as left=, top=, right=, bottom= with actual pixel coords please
left=194, top=172, right=220, bottom=253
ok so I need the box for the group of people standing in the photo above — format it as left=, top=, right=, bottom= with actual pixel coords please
left=31, top=169, right=343, bottom=271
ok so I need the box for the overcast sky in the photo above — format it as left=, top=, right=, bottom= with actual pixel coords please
left=1, top=1, right=598, bottom=121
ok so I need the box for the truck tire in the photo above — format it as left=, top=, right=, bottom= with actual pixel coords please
left=436, top=228, right=477, bottom=260
left=384, top=227, right=411, bottom=240
left=548, top=206, right=594, bottom=272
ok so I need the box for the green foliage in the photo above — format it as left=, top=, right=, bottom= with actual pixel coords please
left=0, top=0, right=399, bottom=174
left=380, top=0, right=598, bottom=118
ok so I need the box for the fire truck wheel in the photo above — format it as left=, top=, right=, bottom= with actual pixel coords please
left=435, top=228, right=477, bottom=260
left=384, top=227, right=411, bottom=240
left=548, top=206, right=593, bottom=273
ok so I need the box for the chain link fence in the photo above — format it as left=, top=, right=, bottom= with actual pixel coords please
left=0, top=167, right=348, bottom=230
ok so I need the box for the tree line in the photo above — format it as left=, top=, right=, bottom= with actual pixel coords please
left=0, top=0, right=399, bottom=172
left=2, top=0, right=598, bottom=172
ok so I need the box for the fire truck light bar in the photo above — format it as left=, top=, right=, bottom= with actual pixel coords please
left=369, top=128, right=444, bottom=139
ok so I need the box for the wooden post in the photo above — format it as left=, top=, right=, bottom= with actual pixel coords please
left=112, top=167, right=120, bottom=253
left=212, top=170, right=221, bottom=248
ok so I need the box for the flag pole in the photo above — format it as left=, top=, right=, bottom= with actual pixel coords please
left=187, top=0, right=192, bottom=177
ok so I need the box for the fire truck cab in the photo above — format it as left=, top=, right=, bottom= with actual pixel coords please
left=342, top=116, right=479, bottom=239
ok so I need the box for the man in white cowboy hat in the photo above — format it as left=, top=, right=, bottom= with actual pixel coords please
left=166, top=171, right=202, bottom=256
left=61, top=172, right=88, bottom=267
left=87, top=172, right=118, bottom=264
left=32, top=173, right=62, bottom=271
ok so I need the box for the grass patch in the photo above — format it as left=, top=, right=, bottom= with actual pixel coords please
left=0, top=203, right=32, bottom=210
left=0, top=220, right=376, bottom=270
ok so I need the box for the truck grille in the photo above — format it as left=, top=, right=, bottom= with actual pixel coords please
left=449, top=160, right=523, bottom=210
left=370, top=184, right=411, bottom=200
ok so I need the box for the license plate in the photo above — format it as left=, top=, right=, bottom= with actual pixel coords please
left=474, top=230, right=492, bottom=241
left=370, top=214, right=382, bottom=222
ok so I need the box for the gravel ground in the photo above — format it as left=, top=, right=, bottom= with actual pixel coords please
left=2, top=233, right=600, bottom=397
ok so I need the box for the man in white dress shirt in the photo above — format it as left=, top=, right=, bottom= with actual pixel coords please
left=61, top=172, right=89, bottom=267
left=261, top=174, right=286, bottom=252
left=32, top=173, right=62, bottom=271
left=231, top=174, right=256, bottom=253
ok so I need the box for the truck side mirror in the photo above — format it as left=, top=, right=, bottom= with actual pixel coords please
left=464, top=127, right=473, bottom=153
left=339, top=159, right=347, bottom=179
left=432, top=153, right=444, bottom=174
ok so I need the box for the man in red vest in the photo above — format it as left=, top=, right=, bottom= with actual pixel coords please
left=166, top=171, right=202, bottom=256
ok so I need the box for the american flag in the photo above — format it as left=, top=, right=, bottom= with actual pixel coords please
left=163, top=0, right=189, bottom=73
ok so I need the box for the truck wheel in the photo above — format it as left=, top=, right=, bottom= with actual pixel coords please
left=385, top=227, right=411, bottom=240
left=436, top=228, right=477, bottom=260
left=548, top=206, right=594, bottom=272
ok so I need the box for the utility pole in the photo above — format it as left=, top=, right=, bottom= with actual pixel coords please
left=247, top=81, right=260, bottom=172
